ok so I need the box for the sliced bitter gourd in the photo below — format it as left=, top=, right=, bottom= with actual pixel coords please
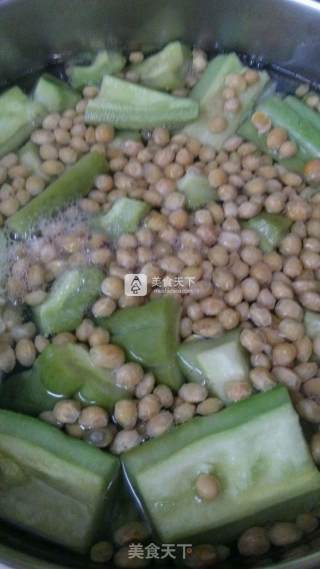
left=111, top=130, right=142, bottom=149
left=36, top=343, right=130, bottom=409
left=33, top=266, right=104, bottom=336
left=130, top=41, right=191, bottom=91
left=183, top=53, right=269, bottom=149
left=0, top=368, right=61, bottom=416
left=259, top=96, right=320, bottom=158
left=0, top=343, right=130, bottom=414
left=177, top=168, right=217, bottom=210
left=177, top=329, right=250, bottom=402
left=66, top=50, right=126, bottom=90
left=240, top=95, right=320, bottom=172
left=123, top=387, right=320, bottom=544
left=0, top=86, right=45, bottom=158
left=18, top=141, right=47, bottom=179
left=92, top=197, right=150, bottom=240
left=0, top=409, right=119, bottom=552
left=238, top=119, right=307, bottom=173
left=33, top=73, right=80, bottom=113
left=242, top=212, right=292, bottom=253
left=85, top=75, right=199, bottom=129
left=99, top=296, right=183, bottom=390
left=286, top=95, right=320, bottom=132
left=7, top=152, right=107, bottom=236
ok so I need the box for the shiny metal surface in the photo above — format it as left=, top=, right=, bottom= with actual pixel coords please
left=1, top=0, right=320, bottom=87
left=0, top=0, right=320, bottom=567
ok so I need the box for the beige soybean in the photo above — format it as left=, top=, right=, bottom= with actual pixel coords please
left=138, top=395, right=161, bottom=422
left=296, top=336, right=313, bottom=363
left=113, top=521, right=149, bottom=547
left=275, top=299, right=303, bottom=320
left=295, top=362, right=318, bottom=382
left=197, top=398, right=224, bottom=415
left=135, top=373, right=156, bottom=399
left=272, top=342, right=297, bottom=366
left=185, top=544, right=217, bottom=568
left=116, top=363, right=144, bottom=392
left=272, top=366, right=301, bottom=391
left=238, top=527, right=270, bottom=557
left=114, top=400, right=138, bottom=429
left=53, top=400, right=81, bottom=424
left=15, top=338, right=36, bottom=367
left=153, top=384, right=174, bottom=408
left=192, top=317, right=223, bottom=338
left=249, top=368, right=276, bottom=392
left=52, top=332, right=76, bottom=346
left=90, top=344, right=125, bottom=369
left=84, top=427, right=114, bottom=447
left=0, top=345, right=16, bottom=373
left=76, top=319, right=95, bottom=342
left=114, top=549, right=149, bottom=568
left=225, top=381, right=252, bottom=402
left=146, top=411, right=173, bottom=438
left=92, top=297, right=116, bottom=318
left=39, top=410, right=63, bottom=428
left=79, top=406, right=108, bottom=430
left=90, top=541, right=113, bottom=563
left=240, top=328, right=266, bottom=354
left=196, top=473, right=220, bottom=502
left=66, top=423, right=84, bottom=439
left=111, top=429, right=141, bottom=455
left=269, top=523, right=302, bottom=547
left=174, top=402, right=196, bottom=424
left=179, top=383, right=208, bottom=403
left=297, top=398, right=320, bottom=423
left=296, top=513, right=318, bottom=534
left=303, top=377, right=320, bottom=398
left=279, top=319, right=304, bottom=341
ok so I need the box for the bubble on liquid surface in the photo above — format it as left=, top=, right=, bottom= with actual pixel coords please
left=4, top=204, right=101, bottom=303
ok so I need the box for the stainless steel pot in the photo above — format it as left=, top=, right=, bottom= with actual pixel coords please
left=1, top=0, right=320, bottom=567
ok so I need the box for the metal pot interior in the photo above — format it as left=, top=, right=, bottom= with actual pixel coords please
left=1, top=1, right=320, bottom=567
